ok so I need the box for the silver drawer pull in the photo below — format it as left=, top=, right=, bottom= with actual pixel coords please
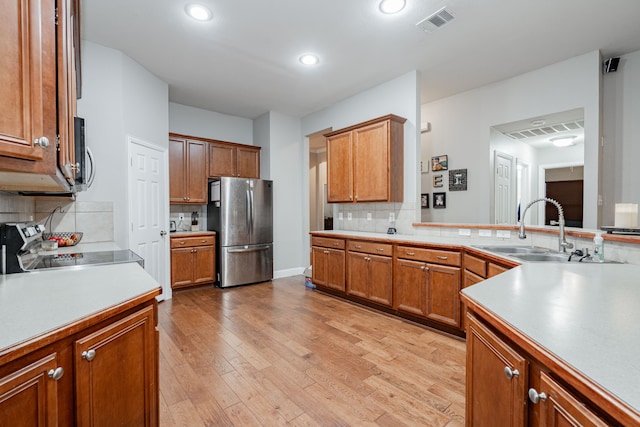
left=406, top=251, right=415, bottom=256
left=528, top=388, right=547, bottom=404
left=333, top=242, right=339, bottom=246
left=355, top=245, right=362, bottom=249
left=437, top=256, right=448, bottom=260
left=504, top=366, right=519, bottom=380
left=376, top=248, right=385, bottom=252
left=420, top=265, right=429, bottom=271
left=201, top=240, right=207, bottom=243
left=82, top=349, right=96, bottom=362
left=179, top=241, right=186, bottom=245
left=48, top=367, right=64, bottom=381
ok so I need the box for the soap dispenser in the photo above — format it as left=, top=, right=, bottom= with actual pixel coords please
left=593, top=232, right=604, bottom=262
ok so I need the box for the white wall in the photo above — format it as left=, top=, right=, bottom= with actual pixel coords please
left=602, top=49, right=640, bottom=226
left=76, top=41, right=169, bottom=248
left=421, top=51, right=601, bottom=228
left=169, top=103, right=253, bottom=145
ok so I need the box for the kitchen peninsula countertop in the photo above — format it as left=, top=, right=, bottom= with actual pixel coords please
left=311, top=230, right=640, bottom=420
left=0, top=262, right=161, bottom=363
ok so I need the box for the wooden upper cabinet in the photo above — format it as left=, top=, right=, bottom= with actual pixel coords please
left=209, top=140, right=260, bottom=178
left=169, top=137, right=207, bottom=204
left=0, top=0, right=55, bottom=161
left=0, top=0, right=80, bottom=192
left=325, top=114, right=405, bottom=203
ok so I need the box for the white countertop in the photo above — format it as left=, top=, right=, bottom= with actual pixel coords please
left=461, top=263, right=640, bottom=415
left=0, top=262, right=161, bottom=353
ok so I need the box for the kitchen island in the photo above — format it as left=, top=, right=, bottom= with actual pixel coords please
left=0, top=262, right=161, bottom=425
left=310, top=230, right=640, bottom=425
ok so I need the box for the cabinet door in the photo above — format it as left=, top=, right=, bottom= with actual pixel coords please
left=347, top=252, right=369, bottom=299
left=353, top=120, right=389, bottom=202
left=466, top=314, right=528, bottom=427
left=394, top=259, right=427, bottom=316
left=171, top=247, right=195, bottom=288
left=488, top=262, right=510, bottom=278
left=209, top=142, right=236, bottom=177
left=426, top=264, right=461, bottom=327
left=75, top=306, right=157, bottom=427
left=368, top=254, right=393, bottom=306
left=311, top=246, right=328, bottom=287
left=186, top=140, right=207, bottom=203
left=326, top=249, right=345, bottom=291
left=0, top=0, right=55, bottom=161
left=0, top=354, right=60, bottom=426
left=193, top=245, right=215, bottom=284
left=236, top=146, right=260, bottom=178
left=169, top=138, right=187, bottom=203
left=537, top=371, right=608, bottom=427
left=326, top=132, right=353, bottom=202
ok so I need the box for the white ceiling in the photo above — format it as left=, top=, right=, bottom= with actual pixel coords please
left=82, top=0, right=640, bottom=120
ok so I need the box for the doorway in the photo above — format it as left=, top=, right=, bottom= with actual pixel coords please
left=544, top=166, right=584, bottom=227
left=309, top=130, right=332, bottom=231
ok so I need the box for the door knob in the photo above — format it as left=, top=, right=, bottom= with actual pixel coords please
left=160, top=230, right=167, bottom=236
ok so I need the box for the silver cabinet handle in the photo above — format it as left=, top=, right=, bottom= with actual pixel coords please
left=48, top=367, right=64, bottom=381
left=201, top=240, right=207, bottom=243
left=82, top=349, right=96, bottom=361
left=355, top=245, right=362, bottom=249
left=34, top=136, right=50, bottom=148
left=528, top=388, right=547, bottom=404
left=376, top=248, right=385, bottom=252
left=406, top=251, right=415, bottom=256
left=323, top=250, right=329, bottom=254
left=420, top=265, right=429, bottom=271
left=437, top=256, right=448, bottom=260
left=504, top=366, right=519, bottom=380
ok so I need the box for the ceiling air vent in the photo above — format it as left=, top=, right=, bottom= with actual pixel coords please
left=416, top=7, right=455, bottom=33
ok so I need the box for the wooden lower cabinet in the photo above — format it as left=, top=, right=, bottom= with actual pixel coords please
left=170, top=234, right=216, bottom=289
left=466, top=313, right=610, bottom=427
left=75, top=305, right=157, bottom=426
left=346, top=251, right=392, bottom=306
left=0, top=301, right=158, bottom=426
left=0, top=354, right=61, bottom=426
left=311, top=237, right=346, bottom=291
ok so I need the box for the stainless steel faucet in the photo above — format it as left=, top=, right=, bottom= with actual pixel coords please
left=518, top=197, right=574, bottom=252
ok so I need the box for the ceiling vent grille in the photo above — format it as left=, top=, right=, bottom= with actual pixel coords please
left=416, top=7, right=455, bottom=33
left=506, top=120, right=584, bottom=140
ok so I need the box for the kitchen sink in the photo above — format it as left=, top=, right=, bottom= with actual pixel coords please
left=508, top=253, right=569, bottom=262
left=473, top=245, right=549, bottom=254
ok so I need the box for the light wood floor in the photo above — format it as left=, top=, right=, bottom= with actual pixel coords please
left=158, top=276, right=466, bottom=426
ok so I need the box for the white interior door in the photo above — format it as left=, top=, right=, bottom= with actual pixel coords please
left=128, top=137, right=170, bottom=300
left=494, top=151, right=515, bottom=224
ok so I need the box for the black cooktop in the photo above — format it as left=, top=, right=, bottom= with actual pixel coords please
left=28, top=250, right=144, bottom=271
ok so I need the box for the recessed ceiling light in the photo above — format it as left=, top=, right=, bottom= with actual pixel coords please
left=530, top=119, right=546, bottom=126
left=379, top=0, right=406, bottom=14
left=299, top=54, right=319, bottom=66
left=550, top=135, right=577, bottom=147
left=185, top=4, right=213, bottom=21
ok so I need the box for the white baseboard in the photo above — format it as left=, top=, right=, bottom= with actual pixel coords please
left=274, top=267, right=305, bottom=279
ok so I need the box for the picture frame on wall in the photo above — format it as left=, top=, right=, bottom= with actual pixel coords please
left=433, top=192, right=446, bottom=209
left=431, top=155, right=448, bottom=172
left=421, top=193, right=429, bottom=208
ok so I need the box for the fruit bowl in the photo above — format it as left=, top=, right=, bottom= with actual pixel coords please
left=43, top=232, right=83, bottom=247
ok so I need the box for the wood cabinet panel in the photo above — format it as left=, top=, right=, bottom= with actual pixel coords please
left=75, top=306, right=157, bottom=427
left=347, top=252, right=369, bottom=299
left=236, top=145, right=260, bottom=178
left=209, top=140, right=261, bottom=178
left=170, top=235, right=216, bottom=249
left=0, top=354, right=59, bottom=426
left=311, top=236, right=345, bottom=250
left=169, top=138, right=207, bottom=204
left=194, top=245, right=215, bottom=284
left=394, top=258, right=427, bottom=316
left=488, top=262, right=510, bottom=278
left=353, top=120, right=389, bottom=202
left=208, top=142, right=236, bottom=177
left=537, top=371, right=608, bottom=427
left=466, top=314, right=528, bottom=427
left=464, top=253, right=488, bottom=278
left=426, top=264, right=461, bottom=327
left=368, top=254, right=393, bottom=306
left=312, top=238, right=345, bottom=292
left=396, top=245, right=461, bottom=267
left=347, top=240, right=392, bottom=256
left=170, top=235, right=216, bottom=289
left=326, top=132, right=353, bottom=202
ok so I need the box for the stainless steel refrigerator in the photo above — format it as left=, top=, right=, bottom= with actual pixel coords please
left=207, top=177, right=273, bottom=287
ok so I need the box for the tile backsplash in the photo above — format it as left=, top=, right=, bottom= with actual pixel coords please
left=0, top=192, right=114, bottom=243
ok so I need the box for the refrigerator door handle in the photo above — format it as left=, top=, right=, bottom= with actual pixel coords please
left=227, top=245, right=271, bottom=253
left=249, top=188, right=254, bottom=236
left=245, top=188, right=252, bottom=234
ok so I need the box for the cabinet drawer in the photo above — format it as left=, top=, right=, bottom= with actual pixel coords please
left=311, top=236, right=345, bottom=249
left=347, top=240, right=392, bottom=256
left=464, top=254, right=487, bottom=278
left=396, top=246, right=461, bottom=267
left=171, top=235, right=215, bottom=249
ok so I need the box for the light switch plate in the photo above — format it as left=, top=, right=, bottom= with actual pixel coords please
left=479, top=229, right=492, bottom=237
left=347, top=212, right=352, bottom=221
left=389, top=212, right=395, bottom=222
left=458, top=229, right=471, bottom=236
left=338, top=212, right=343, bottom=220
left=367, top=212, right=372, bottom=221
left=178, top=213, right=184, bottom=221
left=496, top=230, right=511, bottom=238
